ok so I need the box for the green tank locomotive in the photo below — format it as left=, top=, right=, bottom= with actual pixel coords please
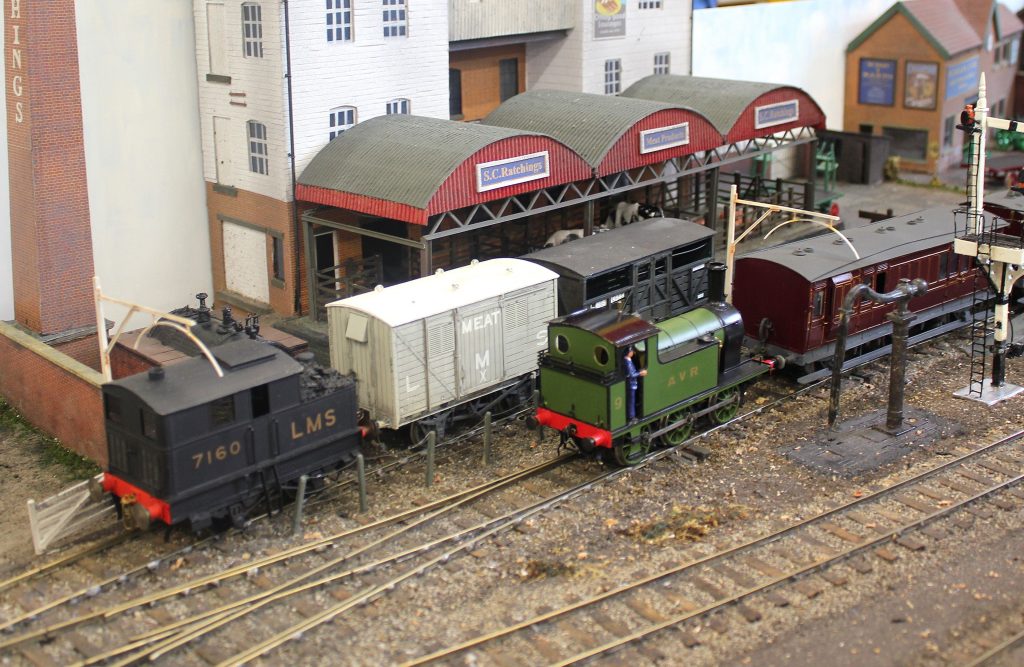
left=532, top=263, right=775, bottom=465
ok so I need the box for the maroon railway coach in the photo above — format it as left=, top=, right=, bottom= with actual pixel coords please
left=732, top=206, right=982, bottom=382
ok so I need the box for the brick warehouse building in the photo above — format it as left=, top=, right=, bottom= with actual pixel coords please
left=194, top=0, right=692, bottom=319
left=844, top=0, right=1023, bottom=174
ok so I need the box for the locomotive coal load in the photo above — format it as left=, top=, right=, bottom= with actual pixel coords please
left=327, top=258, right=558, bottom=440
left=94, top=339, right=361, bottom=531
left=532, top=262, right=774, bottom=465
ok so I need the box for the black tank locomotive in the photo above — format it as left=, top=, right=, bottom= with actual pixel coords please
left=95, top=339, right=362, bottom=531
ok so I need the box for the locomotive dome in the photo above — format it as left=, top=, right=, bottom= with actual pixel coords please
left=326, top=258, right=559, bottom=326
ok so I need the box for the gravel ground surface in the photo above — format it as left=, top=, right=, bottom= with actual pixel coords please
left=2, top=182, right=1023, bottom=666
left=1, top=327, right=1022, bottom=667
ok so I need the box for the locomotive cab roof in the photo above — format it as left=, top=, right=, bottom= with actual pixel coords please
left=553, top=308, right=659, bottom=347
left=105, top=339, right=302, bottom=416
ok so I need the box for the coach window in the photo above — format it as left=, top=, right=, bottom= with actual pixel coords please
left=939, top=252, right=949, bottom=279
left=812, top=290, right=824, bottom=318
left=555, top=334, right=570, bottom=353
left=251, top=385, right=270, bottom=418
left=876, top=271, right=887, bottom=293
left=594, top=346, right=610, bottom=366
left=211, top=396, right=236, bottom=426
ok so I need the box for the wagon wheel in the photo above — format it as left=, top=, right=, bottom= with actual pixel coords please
left=659, top=407, right=694, bottom=447
left=409, top=411, right=450, bottom=446
left=613, top=435, right=651, bottom=466
left=709, top=387, right=740, bottom=425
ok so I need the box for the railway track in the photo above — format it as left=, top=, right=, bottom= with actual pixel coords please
left=1, top=332, right=1004, bottom=665
left=400, top=430, right=1024, bottom=666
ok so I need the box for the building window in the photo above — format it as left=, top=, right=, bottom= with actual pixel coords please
left=272, top=235, right=284, bottom=281
left=327, top=0, right=352, bottom=42
left=638, top=1, right=662, bottom=8
left=329, top=106, right=356, bottom=140
left=654, top=52, right=670, bottom=75
left=449, top=69, right=463, bottom=118
left=241, top=3, right=264, bottom=58
left=943, top=116, right=954, bottom=147
left=383, top=0, right=407, bottom=37
left=604, top=59, right=621, bottom=95
left=247, top=120, right=269, bottom=174
left=499, top=58, right=519, bottom=102
left=386, top=98, right=410, bottom=115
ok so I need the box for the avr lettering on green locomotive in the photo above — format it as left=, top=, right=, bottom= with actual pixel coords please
left=666, top=366, right=701, bottom=386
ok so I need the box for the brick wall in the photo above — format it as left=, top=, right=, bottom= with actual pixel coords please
left=0, top=322, right=106, bottom=466
left=6, top=0, right=96, bottom=335
left=207, top=183, right=296, bottom=316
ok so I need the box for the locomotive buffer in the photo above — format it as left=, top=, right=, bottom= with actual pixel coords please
left=953, top=73, right=1024, bottom=404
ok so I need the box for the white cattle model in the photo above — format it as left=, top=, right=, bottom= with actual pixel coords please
left=543, top=201, right=662, bottom=247
left=327, top=258, right=558, bottom=441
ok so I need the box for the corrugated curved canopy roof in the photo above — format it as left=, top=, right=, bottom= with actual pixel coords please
left=481, top=89, right=719, bottom=167
left=621, top=74, right=825, bottom=137
left=298, top=114, right=553, bottom=210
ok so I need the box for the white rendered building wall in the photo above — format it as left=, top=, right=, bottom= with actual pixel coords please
left=76, top=0, right=213, bottom=329
left=693, top=0, right=895, bottom=130
left=288, top=0, right=450, bottom=176
left=194, top=1, right=290, bottom=202
left=530, top=1, right=691, bottom=95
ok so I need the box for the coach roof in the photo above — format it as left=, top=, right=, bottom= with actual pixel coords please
left=522, top=217, right=713, bottom=279
left=735, top=205, right=974, bottom=282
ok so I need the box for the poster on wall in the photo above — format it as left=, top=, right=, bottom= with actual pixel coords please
left=594, top=0, right=626, bottom=39
left=904, top=61, right=938, bottom=110
left=945, top=56, right=979, bottom=100
left=858, top=58, right=896, bottom=106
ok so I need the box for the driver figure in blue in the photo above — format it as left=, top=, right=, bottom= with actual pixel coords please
left=624, top=346, right=647, bottom=422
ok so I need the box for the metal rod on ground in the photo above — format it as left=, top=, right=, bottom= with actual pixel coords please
left=532, top=389, right=543, bottom=444
left=483, top=411, right=492, bottom=465
left=425, top=431, right=436, bottom=488
left=356, top=453, right=367, bottom=513
left=292, top=475, right=308, bottom=536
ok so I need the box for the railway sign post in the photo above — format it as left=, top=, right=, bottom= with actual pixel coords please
left=952, top=73, right=1024, bottom=404
left=724, top=184, right=852, bottom=302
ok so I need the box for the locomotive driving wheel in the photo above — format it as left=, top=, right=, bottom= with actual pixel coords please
left=709, top=387, right=739, bottom=424
left=659, top=407, right=694, bottom=446
left=613, top=434, right=651, bottom=466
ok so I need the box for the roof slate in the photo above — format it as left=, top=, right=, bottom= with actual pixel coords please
left=481, top=89, right=717, bottom=167
left=994, top=2, right=1024, bottom=38
left=297, top=115, right=550, bottom=209
left=620, top=75, right=786, bottom=134
left=850, top=1, right=982, bottom=59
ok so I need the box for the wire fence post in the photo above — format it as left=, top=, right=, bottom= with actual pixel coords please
left=425, top=431, right=436, bottom=488
left=483, top=411, right=493, bottom=466
left=292, top=474, right=308, bottom=537
left=356, top=453, right=367, bottom=513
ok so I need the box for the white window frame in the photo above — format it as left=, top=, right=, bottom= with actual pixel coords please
left=241, top=3, right=264, bottom=58
left=383, top=0, right=407, bottom=38
left=327, top=0, right=353, bottom=42
left=329, top=106, right=356, bottom=140
left=386, top=98, right=410, bottom=115
left=247, top=120, right=269, bottom=175
left=604, top=59, right=622, bottom=95
left=654, top=52, right=670, bottom=75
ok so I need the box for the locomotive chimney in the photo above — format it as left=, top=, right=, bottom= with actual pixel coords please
left=707, top=261, right=727, bottom=303
left=148, top=366, right=165, bottom=381
left=196, top=292, right=211, bottom=324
